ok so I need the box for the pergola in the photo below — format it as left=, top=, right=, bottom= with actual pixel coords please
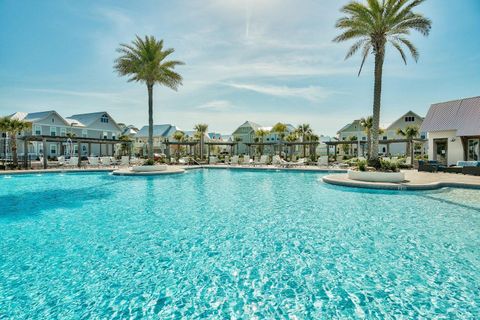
left=205, top=141, right=238, bottom=160
left=164, top=141, right=199, bottom=158
left=324, top=138, right=427, bottom=163
left=21, top=135, right=129, bottom=169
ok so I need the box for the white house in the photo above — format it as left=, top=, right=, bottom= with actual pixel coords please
left=337, top=110, right=426, bottom=157
left=1, top=110, right=122, bottom=159
left=421, top=96, right=480, bottom=166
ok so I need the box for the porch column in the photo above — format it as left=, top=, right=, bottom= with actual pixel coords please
left=77, top=141, right=81, bottom=168
left=326, top=144, right=330, bottom=163
left=386, top=143, right=390, bottom=156
left=42, top=138, right=47, bottom=169
left=334, top=144, right=337, bottom=161
left=23, top=139, right=28, bottom=169
left=207, top=144, right=211, bottom=163
left=88, top=143, right=91, bottom=156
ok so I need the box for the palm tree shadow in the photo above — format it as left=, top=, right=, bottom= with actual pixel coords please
left=0, top=181, right=117, bottom=220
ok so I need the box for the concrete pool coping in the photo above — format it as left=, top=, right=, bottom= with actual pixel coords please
left=2, top=166, right=480, bottom=191
left=322, top=171, right=480, bottom=190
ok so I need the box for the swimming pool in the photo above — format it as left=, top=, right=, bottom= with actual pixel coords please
left=1, top=169, right=479, bottom=318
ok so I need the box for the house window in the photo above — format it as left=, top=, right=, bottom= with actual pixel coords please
left=383, top=136, right=388, bottom=140
left=34, top=125, right=42, bottom=135
left=50, top=127, right=57, bottom=137
left=60, top=128, right=66, bottom=136
left=103, top=131, right=108, bottom=139
left=50, top=144, right=57, bottom=155
left=82, top=129, right=87, bottom=137
left=112, top=133, right=116, bottom=140
left=51, top=118, right=55, bottom=123
left=405, top=116, right=415, bottom=122
left=73, top=145, right=78, bottom=154
left=362, top=137, right=366, bottom=141
left=468, top=139, right=479, bottom=161
left=101, top=114, right=109, bottom=123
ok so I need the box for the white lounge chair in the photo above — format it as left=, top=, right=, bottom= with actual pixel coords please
left=88, top=157, right=99, bottom=167
left=66, top=157, right=79, bottom=167
left=209, top=156, right=218, bottom=164
left=120, top=156, right=130, bottom=166
left=317, top=156, right=329, bottom=166
left=224, top=156, right=230, bottom=164
left=100, top=157, right=112, bottom=166
left=272, top=155, right=282, bottom=165
left=252, top=155, right=269, bottom=166
left=241, top=155, right=251, bottom=165
left=57, top=156, right=65, bottom=166
left=230, top=155, right=239, bottom=165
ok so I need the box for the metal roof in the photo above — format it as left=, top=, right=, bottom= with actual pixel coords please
left=136, top=124, right=180, bottom=138
left=420, top=96, right=480, bottom=136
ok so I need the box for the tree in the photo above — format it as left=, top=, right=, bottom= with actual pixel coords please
left=360, top=116, right=373, bottom=157
left=295, top=124, right=313, bottom=157
left=334, top=0, right=431, bottom=167
left=255, top=129, right=269, bottom=154
left=396, top=125, right=419, bottom=164
left=194, top=123, right=208, bottom=160
left=271, top=123, right=288, bottom=155
left=172, top=130, right=186, bottom=157
left=118, top=135, right=132, bottom=156
left=114, top=35, right=184, bottom=162
left=0, top=117, right=31, bottom=167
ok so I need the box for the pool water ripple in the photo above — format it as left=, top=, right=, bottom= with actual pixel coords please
left=0, top=170, right=479, bottom=318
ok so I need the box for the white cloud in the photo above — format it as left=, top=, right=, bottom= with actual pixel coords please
left=195, top=100, right=234, bottom=111
left=226, top=83, right=335, bottom=102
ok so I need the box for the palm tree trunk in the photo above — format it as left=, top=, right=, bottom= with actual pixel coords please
left=11, top=135, right=18, bottom=166
left=367, top=131, right=371, bottom=157
left=147, top=84, right=154, bottom=161
left=369, top=48, right=385, bottom=167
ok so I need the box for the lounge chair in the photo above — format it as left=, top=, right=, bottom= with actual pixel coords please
left=66, top=156, right=79, bottom=167
left=230, top=155, right=239, bottom=165
left=275, top=157, right=306, bottom=168
left=224, top=156, right=230, bottom=164
left=100, top=157, right=112, bottom=167
left=272, top=155, right=282, bottom=165
left=458, top=161, right=480, bottom=176
left=252, top=155, right=269, bottom=166
left=178, top=157, right=190, bottom=165
left=120, top=156, right=130, bottom=167
left=88, top=157, right=100, bottom=167
left=317, top=156, right=329, bottom=167
left=241, top=155, right=251, bottom=165
left=57, top=156, right=65, bottom=166
left=209, top=156, right=218, bottom=164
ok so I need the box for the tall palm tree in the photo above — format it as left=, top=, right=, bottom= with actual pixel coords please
left=0, top=117, right=31, bottom=167
left=396, top=125, right=419, bottom=163
left=295, top=124, right=313, bottom=157
left=114, top=35, right=184, bottom=161
left=360, top=116, right=373, bottom=157
left=334, top=0, right=431, bottom=167
left=194, top=123, right=208, bottom=160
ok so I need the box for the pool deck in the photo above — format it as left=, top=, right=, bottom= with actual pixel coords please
left=322, top=170, right=480, bottom=190
left=2, top=166, right=480, bottom=190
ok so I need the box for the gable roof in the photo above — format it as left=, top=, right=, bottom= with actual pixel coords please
left=136, top=124, right=180, bottom=138
left=337, top=120, right=361, bottom=134
left=386, top=110, right=424, bottom=130
left=67, top=111, right=121, bottom=130
left=420, top=96, right=480, bottom=136
left=18, top=110, right=71, bottom=126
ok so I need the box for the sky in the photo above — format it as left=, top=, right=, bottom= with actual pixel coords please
left=0, top=0, right=479, bottom=136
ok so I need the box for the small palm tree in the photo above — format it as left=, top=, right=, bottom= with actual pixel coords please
left=114, top=35, right=184, bottom=162
left=0, top=117, right=31, bottom=167
left=172, top=131, right=185, bottom=157
left=295, top=124, right=313, bottom=157
left=360, top=116, right=373, bottom=156
left=334, top=0, right=431, bottom=167
left=118, top=135, right=132, bottom=156
left=271, top=123, right=288, bottom=155
left=397, top=125, right=419, bottom=163
left=194, top=124, right=208, bottom=160
left=255, top=129, right=269, bottom=154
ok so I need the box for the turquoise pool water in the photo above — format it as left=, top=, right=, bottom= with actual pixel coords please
left=0, top=170, right=479, bottom=319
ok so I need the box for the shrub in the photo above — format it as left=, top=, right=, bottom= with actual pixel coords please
left=357, top=160, right=367, bottom=171
left=380, top=159, right=399, bottom=172
left=144, top=159, right=155, bottom=166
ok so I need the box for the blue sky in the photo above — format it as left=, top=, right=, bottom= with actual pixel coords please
left=1, top=0, right=479, bottom=136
